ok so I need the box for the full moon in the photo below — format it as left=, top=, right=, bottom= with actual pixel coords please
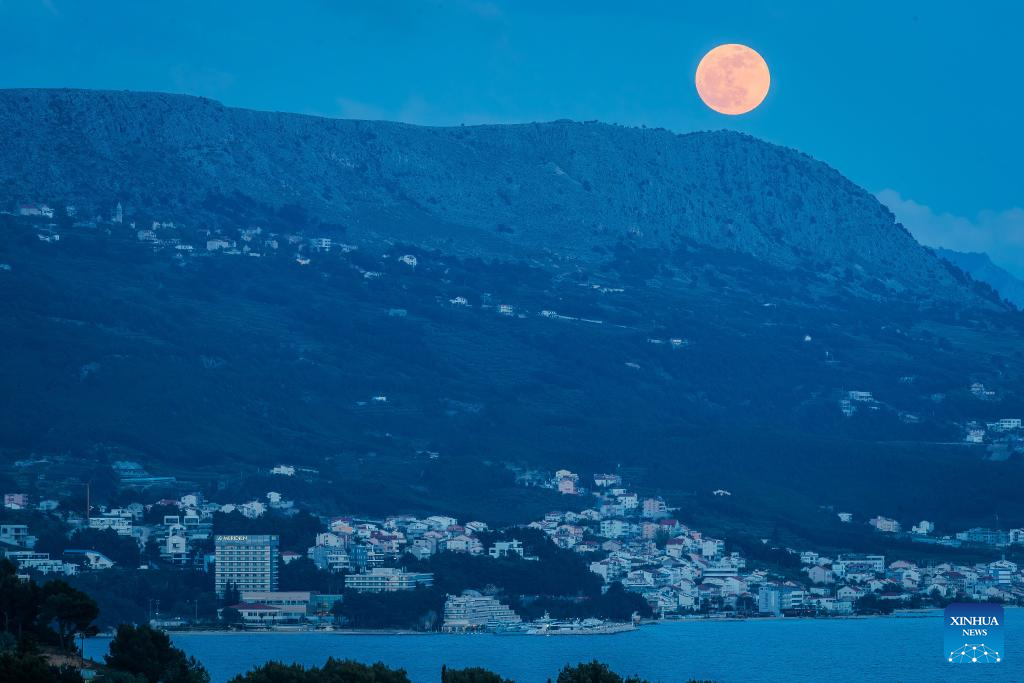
left=695, top=44, right=770, bottom=115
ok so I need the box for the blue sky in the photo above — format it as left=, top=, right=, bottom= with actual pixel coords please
left=2, top=1, right=1022, bottom=274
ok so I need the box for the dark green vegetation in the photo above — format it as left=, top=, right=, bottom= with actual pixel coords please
left=227, top=659, right=411, bottom=683
left=0, top=559, right=98, bottom=654
left=224, top=659, right=714, bottom=683
left=2, top=89, right=1024, bottom=544
left=66, top=529, right=141, bottom=567
left=101, top=624, right=208, bottom=683
left=66, top=567, right=220, bottom=630
left=552, top=661, right=712, bottom=683
left=441, top=666, right=513, bottom=683
left=0, top=564, right=208, bottom=682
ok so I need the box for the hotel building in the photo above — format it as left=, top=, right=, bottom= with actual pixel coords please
left=214, top=534, right=279, bottom=596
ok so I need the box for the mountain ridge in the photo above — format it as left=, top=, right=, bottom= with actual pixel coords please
left=936, top=248, right=1024, bottom=308
left=0, top=87, right=983, bottom=307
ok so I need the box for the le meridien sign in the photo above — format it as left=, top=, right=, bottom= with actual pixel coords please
left=215, top=535, right=251, bottom=541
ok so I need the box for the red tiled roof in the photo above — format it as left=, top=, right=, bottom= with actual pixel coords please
left=230, top=603, right=280, bottom=611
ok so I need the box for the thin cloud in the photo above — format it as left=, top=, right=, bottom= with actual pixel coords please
left=332, top=94, right=509, bottom=127
left=169, top=65, right=235, bottom=99
left=877, top=189, right=1024, bottom=278
left=334, top=97, right=390, bottom=121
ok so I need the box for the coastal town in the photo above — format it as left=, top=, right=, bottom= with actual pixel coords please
left=4, top=201, right=1024, bottom=635
left=3, top=457, right=1023, bottom=634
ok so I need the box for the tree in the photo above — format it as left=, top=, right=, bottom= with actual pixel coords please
left=556, top=661, right=651, bottom=683
left=319, top=659, right=410, bottom=683
left=0, top=559, right=41, bottom=640
left=735, top=594, right=757, bottom=615
left=442, top=665, right=514, bottom=683
left=854, top=593, right=895, bottom=615
left=68, top=528, right=141, bottom=568
left=591, top=582, right=651, bottom=621
left=329, top=598, right=345, bottom=625
left=38, top=581, right=99, bottom=653
left=227, top=657, right=410, bottom=682
left=53, top=665, right=87, bottom=683
left=220, top=607, right=242, bottom=626
left=335, top=587, right=443, bottom=630
left=278, top=558, right=343, bottom=594
left=0, top=651, right=69, bottom=683
left=67, top=567, right=219, bottom=629
left=222, top=582, right=241, bottom=607
left=104, top=624, right=209, bottom=683
left=142, top=537, right=164, bottom=566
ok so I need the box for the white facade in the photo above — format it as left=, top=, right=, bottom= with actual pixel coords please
left=89, top=514, right=134, bottom=536
left=442, top=592, right=521, bottom=632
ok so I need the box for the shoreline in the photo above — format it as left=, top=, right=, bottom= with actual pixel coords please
left=85, top=608, right=951, bottom=639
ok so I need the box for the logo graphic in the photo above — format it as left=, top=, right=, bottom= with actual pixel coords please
left=944, top=603, right=1003, bottom=663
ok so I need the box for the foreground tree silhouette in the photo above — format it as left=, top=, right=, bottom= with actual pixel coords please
left=554, top=661, right=714, bottom=683
left=556, top=661, right=644, bottom=683
left=38, top=580, right=99, bottom=653
left=227, top=657, right=410, bottom=683
left=104, top=624, right=208, bottom=683
left=441, top=665, right=514, bottom=683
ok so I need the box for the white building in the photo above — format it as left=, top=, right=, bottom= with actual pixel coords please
left=593, top=473, right=621, bottom=488
left=869, top=516, right=901, bottom=533
left=5, top=551, right=77, bottom=576
left=64, top=549, right=115, bottom=570
left=308, top=545, right=351, bottom=573
left=89, top=514, right=133, bottom=536
left=600, top=519, right=630, bottom=539
left=488, top=540, right=526, bottom=559
left=240, top=591, right=312, bottom=622
left=911, top=520, right=935, bottom=535
left=164, top=534, right=189, bottom=564
left=344, top=568, right=434, bottom=593
left=0, top=524, right=35, bottom=548
left=214, top=534, right=279, bottom=597
left=442, top=591, right=521, bottom=632
left=642, top=498, right=668, bottom=519
left=834, top=554, right=886, bottom=576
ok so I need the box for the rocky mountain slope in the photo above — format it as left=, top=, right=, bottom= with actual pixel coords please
left=937, top=248, right=1024, bottom=308
left=0, top=88, right=982, bottom=305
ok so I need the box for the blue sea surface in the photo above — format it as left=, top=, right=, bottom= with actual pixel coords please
left=85, top=611, right=1022, bottom=682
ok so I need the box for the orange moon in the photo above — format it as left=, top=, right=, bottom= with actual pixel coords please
left=695, top=44, right=770, bottom=115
